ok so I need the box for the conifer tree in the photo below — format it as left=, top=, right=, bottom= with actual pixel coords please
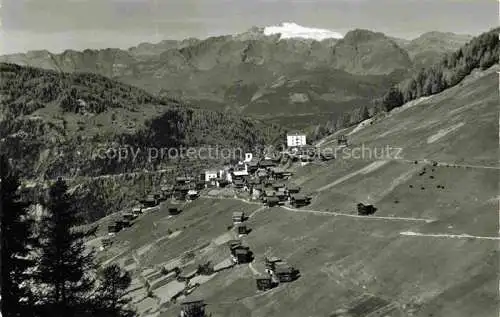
left=0, top=155, right=36, bottom=317
left=92, top=264, right=135, bottom=317
left=35, top=178, right=95, bottom=317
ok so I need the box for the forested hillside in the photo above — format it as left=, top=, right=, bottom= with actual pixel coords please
left=379, top=27, right=499, bottom=111
left=308, top=27, right=499, bottom=142
left=0, top=63, right=284, bottom=179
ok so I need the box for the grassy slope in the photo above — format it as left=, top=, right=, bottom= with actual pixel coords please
left=176, top=67, right=496, bottom=316
left=94, top=68, right=497, bottom=316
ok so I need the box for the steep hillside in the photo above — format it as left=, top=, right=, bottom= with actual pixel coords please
left=404, top=32, right=474, bottom=68
left=0, top=63, right=284, bottom=179
left=94, top=66, right=498, bottom=317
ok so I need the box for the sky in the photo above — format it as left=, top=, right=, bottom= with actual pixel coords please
left=0, top=0, right=497, bottom=54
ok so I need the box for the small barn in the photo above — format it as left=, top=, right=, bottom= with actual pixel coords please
left=122, top=213, right=137, bottom=222
left=265, top=197, right=280, bottom=207
left=101, top=238, right=112, bottom=248
left=186, top=190, right=199, bottom=200
left=236, top=223, right=248, bottom=235
left=231, top=247, right=253, bottom=264
left=175, top=176, right=193, bottom=185
left=286, top=184, right=300, bottom=194
left=274, top=262, right=299, bottom=283
left=143, top=195, right=158, bottom=207
left=233, top=179, right=246, bottom=189
left=357, top=203, right=376, bottom=215
left=116, top=220, right=132, bottom=229
left=179, top=299, right=206, bottom=317
left=232, top=211, right=245, bottom=224
left=228, top=240, right=242, bottom=251
left=168, top=207, right=182, bottom=215
left=132, top=206, right=143, bottom=215
left=256, top=276, right=273, bottom=291
left=265, top=256, right=282, bottom=273
left=337, top=135, right=348, bottom=147
left=108, top=223, right=121, bottom=234
left=290, top=195, right=310, bottom=208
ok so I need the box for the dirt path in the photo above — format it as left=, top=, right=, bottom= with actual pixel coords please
left=316, top=160, right=390, bottom=192
left=248, top=206, right=267, bottom=218
left=400, top=231, right=500, bottom=240
left=280, top=206, right=434, bottom=223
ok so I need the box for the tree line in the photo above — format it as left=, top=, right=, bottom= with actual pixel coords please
left=1, top=155, right=135, bottom=317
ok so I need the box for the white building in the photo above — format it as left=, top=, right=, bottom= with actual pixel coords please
left=244, top=153, right=253, bottom=162
left=205, top=170, right=218, bottom=182
left=286, top=132, right=307, bottom=147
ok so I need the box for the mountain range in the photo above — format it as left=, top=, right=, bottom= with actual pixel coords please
left=0, top=25, right=473, bottom=129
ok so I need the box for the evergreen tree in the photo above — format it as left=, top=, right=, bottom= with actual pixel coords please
left=35, top=178, right=95, bottom=317
left=361, top=106, right=370, bottom=121
left=92, top=265, right=135, bottom=317
left=0, top=155, right=36, bottom=317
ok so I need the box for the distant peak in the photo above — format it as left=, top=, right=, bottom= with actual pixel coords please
left=263, top=22, right=344, bottom=41
left=342, top=29, right=387, bottom=42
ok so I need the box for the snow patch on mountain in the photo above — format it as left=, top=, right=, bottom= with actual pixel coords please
left=264, top=22, right=344, bottom=41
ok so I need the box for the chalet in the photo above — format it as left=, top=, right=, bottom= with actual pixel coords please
left=177, top=268, right=198, bottom=282
left=357, top=203, right=376, bottom=215
left=256, top=276, right=273, bottom=291
left=233, top=179, right=246, bottom=189
left=168, top=207, right=182, bottom=215
left=251, top=185, right=263, bottom=199
left=286, top=184, right=300, bottom=194
left=272, top=183, right=286, bottom=191
left=259, top=159, right=276, bottom=169
left=337, top=135, right=348, bottom=147
left=231, top=247, right=253, bottom=264
left=264, top=256, right=282, bottom=274
left=101, top=238, right=112, bottom=248
left=204, top=170, right=218, bottom=182
left=215, top=178, right=230, bottom=188
left=236, top=223, right=248, bottom=235
left=143, top=195, right=158, bottom=207
left=264, top=190, right=275, bottom=198
left=179, top=299, right=206, bottom=317
left=122, top=213, right=137, bottom=222
left=173, top=185, right=190, bottom=200
left=107, top=223, right=122, bottom=234
left=161, top=184, right=174, bottom=193
left=265, top=196, right=280, bottom=207
left=232, top=211, right=245, bottom=224
left=173, top=191, right=186, bottom=201
left=175, top=176, right=194, bottom=185
left=290, top=194, right=310, bottom=208
left=194, top=180, right=206, bottom=190
left=115, top=220, right=132, bottom=229
left=275, top=191, right=287, bottom=202
left=160, top=185, right=174, bottom=199
left=247, top=161, right=260, bottom=173
left=228, top=240, right=242, bottom=251
left=274, top=262, right=299, bottom=282
left=132, top=206, right=143, bottom=216
left=186, top=190, right=199, bottom=200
